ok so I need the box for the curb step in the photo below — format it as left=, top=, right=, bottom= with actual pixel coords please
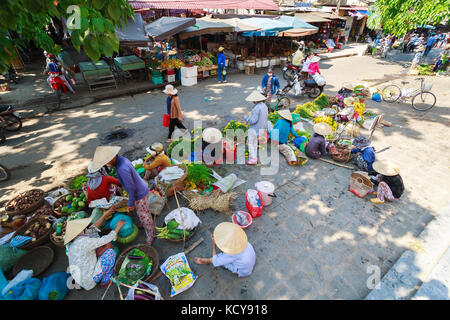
left=365, top=202, right=450, bottom=300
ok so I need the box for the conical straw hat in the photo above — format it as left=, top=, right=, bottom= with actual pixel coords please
left=202, top=128, right=223, bottom=144
left=213, top=222, right=248, bottom=255
left=245, top=90, right=267, bottom=102
left=278, top=109, right=293, bottom=121
left=90, top=146, right=121, bottom=172
left=64, top=217, right=93, bottom=245
left=373, top=160, right=400, bottom=176
left=313, top=122, right=333, bottom=136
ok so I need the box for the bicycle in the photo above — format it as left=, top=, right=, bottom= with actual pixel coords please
left=258, top=87, right=290, bottom=112
left=381, top=77, right=436, bottom=111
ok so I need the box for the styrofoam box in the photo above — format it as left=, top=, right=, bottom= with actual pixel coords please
left=244, top=60, right=255, bottom=67
left=166, top=74, right=176, bottom=83
left=181, top=66, right=197, bottom=78
left=262, top=58, right=269, bottom=67
left=181, top=76, right=197, bottom=86
left=269, top=58, right=277, bottom=66
left=237, top=60, right=245, bottom=70
left=255, top=59, right=262, bottom=68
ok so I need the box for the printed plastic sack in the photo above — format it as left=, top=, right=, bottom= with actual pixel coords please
left=160, top=252, right=197, bottom=297
left=164, top=208, right=201, bottom=231
left=147, top=192, right=166, bottom=216
left=125, top=280, right=161, bottom=300
left=312, top=73, right=326, bottom=86
left=3, top=278, right=41, bottom=300
left=38, top=272, right=69, bottom=300
left=88, top=196, right=128, bottom=209
left=0, top=246, right=27, bottom=272
left=246, top=189, right=263, bottom=218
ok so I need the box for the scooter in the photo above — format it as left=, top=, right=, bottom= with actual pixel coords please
left=283, top=72, right=324, bottom=99
left=258, top=86, right=291, bottom=112
left=0, top=104, right=22, bottom=144
left=48, top=72, right=69, bottom=106
left=0, top=163, right=10, bottom=182
left=282, top=62, right=302, bottom=81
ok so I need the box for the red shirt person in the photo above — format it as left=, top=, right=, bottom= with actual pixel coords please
left=84, top=162, right=122, bottom=204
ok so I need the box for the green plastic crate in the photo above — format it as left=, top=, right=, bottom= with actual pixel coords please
left=150, top=69, right=162, bottom=78
left=152, top=76, right=163, bottom=85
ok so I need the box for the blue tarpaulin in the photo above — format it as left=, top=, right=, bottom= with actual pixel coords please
left=276, top=16, right=318, bottom=30
left=241, top=18, right=291, bottom=36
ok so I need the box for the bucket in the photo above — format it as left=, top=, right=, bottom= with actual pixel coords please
left=163, top=114, right=170, bottom=127
left=254, top=181, right=276, bottom=206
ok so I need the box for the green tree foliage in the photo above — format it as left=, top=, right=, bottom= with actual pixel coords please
left=0, top=0, right=134, bottom=72
left=367, top=0, right=450, bottom=36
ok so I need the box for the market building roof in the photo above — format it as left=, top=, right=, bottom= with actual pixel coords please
left=313, top=12, right=346, bottom=21
left=178, top=19, right=234, bottom=40
left=115, top=13, right=151, bottom=45
left=294, top=13, right=331, bottom=23
left=129, top=0, right=280, bottom=10
left=145, top=16, right=196, bottom=41
left=240, top=17, right=292, bottom=36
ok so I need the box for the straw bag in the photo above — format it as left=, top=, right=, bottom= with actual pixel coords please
left=331, top=144, right=351, bottom=163
left=349, top=172, right=373, bottom=198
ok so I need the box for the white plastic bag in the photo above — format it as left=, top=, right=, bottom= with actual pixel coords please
left=164, top=207, right=201, bottom=231
left=45, top=188, right=69, bottom=206
left=88, top=196, right=128, bottom=209
left=125, top=280, right=161, bottom=300
left=312, top=73, right=326, bottom=86
left=2, top=269, right=33, bottom=296
left=160, top=252, right=197, bottom=297
left=158, top=166, right=185, bottom=182
left=294, top=80, right=302, bottom=96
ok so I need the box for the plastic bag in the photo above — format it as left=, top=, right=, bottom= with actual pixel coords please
left=108, top=214, right=134, bottom=238
left=88, top=196, right=128, bottom=209
left=44, top=188, right=69, bottom=206
left=0, top=246, right=27, bottom=272
left=118, top=249, right=153, bottom=285
left=3, top=277, right=41, bottom=300
left=125, top=280, right=161, bottom=300
left=164, top=208, right=201, bottom=231
left=294, top=80, right=302, bottom=96
left=312, top=73, right=326, bottom=86
left=38, top=272, right=69, bottom=300
left=147, top=192, right=166, bottom=216
left=160, top=252, right=197, bottom=297
left=246, top=189, right=263, bottom=218
left=1, top=269, right=33, bottom=297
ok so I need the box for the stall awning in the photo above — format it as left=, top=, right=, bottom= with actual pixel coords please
left=314, top=12, right=346, bottom=21
left=129, top=0, right=280, bottom=10
left=200, top=17, right=261, bottom=32
left=294, top=13, right=331, bottom=23
left=178, top=19, right=234, bottom=40
left=275, top=15, right=318, bottom=37
left=145, top=17, right=196, bottom=41
left=241, top=17, right=292, bottom=36
left=116, top=13, right=150, bottom=45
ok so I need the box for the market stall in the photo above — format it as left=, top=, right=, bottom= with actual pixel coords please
left=145, top=16, right=196, bottom=42
left=116, top=13, right=152, bottom=47
left=79, top=60, right=118, bottom=92
left=276, top=15, right=319, bottom=37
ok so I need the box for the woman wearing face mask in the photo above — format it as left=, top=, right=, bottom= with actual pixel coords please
left=261, top=66, right=280, bottom=103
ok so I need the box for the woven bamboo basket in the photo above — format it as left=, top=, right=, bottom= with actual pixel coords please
left=154, top=165, right=187, bottom=198
left=165, top=226, right=198, bottom=243
left=331, top=144, right=352, bottom=163
left=14, top=215, right=52, bottom=250
left=12, top=246, right=54, bottom=277
left=349, top=172, right=373, bottom=198
left=5, top=189, right=45, bottom=217
left=114, top=244, right=160, bottom=283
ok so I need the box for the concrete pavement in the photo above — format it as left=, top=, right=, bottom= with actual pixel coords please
left=1, top=52, right=449, bottom=300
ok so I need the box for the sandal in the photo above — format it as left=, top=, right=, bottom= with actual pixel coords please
left=370, top=198, right=384, bottom=204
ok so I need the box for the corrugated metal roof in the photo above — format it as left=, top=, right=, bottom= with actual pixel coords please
left=129, top=0, right=280, bottom=10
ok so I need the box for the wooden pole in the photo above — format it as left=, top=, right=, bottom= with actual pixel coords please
left=173, top=189, right=186, bottom=246
left=318, top=157, right=356, bottom=170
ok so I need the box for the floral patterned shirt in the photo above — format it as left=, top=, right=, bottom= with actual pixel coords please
left=66, top=225, right=117, bottom=290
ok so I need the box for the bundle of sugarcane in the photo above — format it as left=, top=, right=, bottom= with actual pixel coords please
left=183, top=190, right=236, bottom=214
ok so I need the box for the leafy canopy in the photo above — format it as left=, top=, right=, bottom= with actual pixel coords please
left=367, top=0, right=450, bottom=36
left=0, top=0, right=134, bottom=72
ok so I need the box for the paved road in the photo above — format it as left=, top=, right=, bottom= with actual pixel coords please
left=1, top=52, right=449, bottom=300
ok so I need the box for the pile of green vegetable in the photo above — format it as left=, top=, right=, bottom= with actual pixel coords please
left=118, top=248, right=153, bottom=285
left=417, top=64, right=435, bottom=76
left=155, top=220, right=192, bottom=240
left=313, top=93, right=331, bottom=109
left=185, top=163, right=217, bottom=189
left=69, top=175, right=88, bottom=190
left=293, top=102, right=321, bottom=119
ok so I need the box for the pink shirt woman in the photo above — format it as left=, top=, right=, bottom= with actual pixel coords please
left=308, top=56, right=321, bottom=75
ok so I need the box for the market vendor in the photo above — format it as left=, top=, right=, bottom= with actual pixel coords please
left=261, top=66, right=280, bottom=103
left=65, top=210, right=125, bottom=290
left=143, top=142, right=171, bottom=180
left=305, top=122, right=333, bottom=159
left=194, top=222, right=256, bottom=278
left=83, top=162, right=122, bottom=204
left=217, top=46, right=227, bottom=83
left=201, top=128, right=223, bottom=165
left=244, top=91, right=269, bottom=165
left=370, top=160, right=404, bottom=204
left=351, top=135, right=376, bottom=173
left=269, top=109, right=300, bottom=165
left=90, top=146, right=155, bottom=245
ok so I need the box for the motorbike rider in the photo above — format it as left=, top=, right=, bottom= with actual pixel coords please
left=261, top=66, right=280, bottom=103
left=291, top=40, right=305, bottom=67
left=43, top=53, right=75, bottom=94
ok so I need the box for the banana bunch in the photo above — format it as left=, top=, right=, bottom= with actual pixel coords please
left=155, top=226, right=170, bottom=239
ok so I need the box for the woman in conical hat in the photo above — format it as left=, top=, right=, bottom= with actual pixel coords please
left=305, top=122, right=333, bottom=159
left=83, top=160, right=122, bottom=204
left=65, top=208, right=126, bottom=290
left=143, top=142, right=171, bottom=180
left=370, top=160, right=404, bottom=204
left=193, top=222, right=256, bottom=277
left=269, top=109, right=302, bottom=165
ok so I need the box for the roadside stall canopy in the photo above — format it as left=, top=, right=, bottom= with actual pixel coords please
left=240, top=18, right=292, bottom=36
left=294, top=13, right=331, bottom=23
left=178, top=19, right=234, bottom=40
left=129, top=0, right=279, bottom=10
left=275, top=15, right=319, bottom=37
left=200, top=17, right=261, bottom=33
left=314, top=12, right=346, bottom=21
left=116, top=13, right=150, bottom=45
left=145, top=16, right=196, bottom=41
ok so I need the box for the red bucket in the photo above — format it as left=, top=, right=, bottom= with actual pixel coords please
left=163, top=114, right=170, bottom=127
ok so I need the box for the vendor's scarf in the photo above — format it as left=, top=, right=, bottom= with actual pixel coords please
left=353, top=135, right=370, bottom=149
left=86, top=171, right=103, bottom=190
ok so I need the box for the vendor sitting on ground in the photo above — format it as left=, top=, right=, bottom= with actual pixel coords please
left=269, top=110, right=300, bottom=165
left=83, top=162, right=122, bottom=204
left=305, top=122, right=333, bottom=159
left=65, top=209, right=125, bottom=290
left=143, top=142, right=171, bottom=180
left=194, top=222, right=256, bottom=278
left=351, top=135, right=376, bottom=173
left=370, top=160, right=404, bottom=204
left=201, top=128, right=223, bottom=165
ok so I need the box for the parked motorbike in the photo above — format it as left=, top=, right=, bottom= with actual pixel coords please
left=48, top=72, right=69, bottom=106
left=0, top=104, right=22, bottom=144
left=283, top=72, right=324, bottom=99
left=0, top=163, right=10, bottom=182
left=2, top=66, right=19, bottom=84
left=282, top=62, right=302, bottom=81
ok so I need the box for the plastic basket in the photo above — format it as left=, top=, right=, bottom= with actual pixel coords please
left=152, top=76, right=163, bottom=85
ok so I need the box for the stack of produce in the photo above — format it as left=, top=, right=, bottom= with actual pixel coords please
left=148, top=58, right=161, bottom=70
left=118, top=249, right=153, bottom=285
left=222, top=120, right=249, bottom=136
left=31, top=204, right=55, bottom=218
left=54, top=191, right=88, bottom=215
left=161, top=59, right=185, bottom=69
left=313, top=116, right=338, bottom=131
left=313, top=93, right=331, bottom=109
left=293, top=102, right=320, bottom=119
left=69, top=175, right=88, bottom=190
left=417, top=64, right=435, bottom=76
left=185, top=163, right=217, bottom=191
left=268, top=111, right=281, bottom=125
left=155, top=219, right=192, bottom=240
left=5, top=189, right=44, bottom=215
left=23, top=219, right=52, bottom=241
